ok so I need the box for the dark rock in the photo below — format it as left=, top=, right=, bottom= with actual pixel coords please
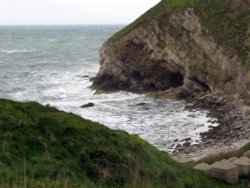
left=182, top=138, right=191, bottom=142
left=176, top=144, right=182, bottom=148
left=80, top=103, right=95, bottom=108
left=82, top=75, right=89, bottom=78
left=89, top=77, right=95, bottom=82
left=183, top=142, right=191, bottom=147
left=176, top=89, right=191, bottom=100
left=137, top=103, right=146, bottom=106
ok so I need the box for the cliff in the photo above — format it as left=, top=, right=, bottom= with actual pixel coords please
left=93, top=0, right=250, bottom=98
left=92, top=0, right=250, bottom=160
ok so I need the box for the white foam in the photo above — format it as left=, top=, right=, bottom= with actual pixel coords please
left=48, top=39, right=57, bottom=42
left=1, top=49, right=36, bottom=54
left=4, top=66, right=219, bottom=152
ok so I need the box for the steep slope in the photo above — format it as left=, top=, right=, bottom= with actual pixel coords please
left=0, top=99, right=242, bottom=187
left=93, top=0, right=250, bottom=97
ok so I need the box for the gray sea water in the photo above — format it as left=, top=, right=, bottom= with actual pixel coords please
left=0, top=25, right=218, bottom=152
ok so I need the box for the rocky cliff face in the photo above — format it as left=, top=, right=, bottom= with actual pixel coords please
left=92, top=0, right=250, bottom=159
left=93, top=7, right=250, bottom=98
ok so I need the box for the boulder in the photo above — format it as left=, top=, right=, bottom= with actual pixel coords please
left=232, top=158, right=250, bottom=176
left=137, top=103, right=146, bottom=106
left=243, top=150, right=250, bottom=158
left=210, top=160, right=239, bottom=184
left=81, top=75, right=89, bottom=78
left=173, top=157, right=195, bottom=166
left=228, top=157, right=238, bottom=163
left=80, top=103, right=95, bottom=108
left=194, top=163, right=211, bottom=174
left=227, top=156, right=250, bottom=163
left=240, top=156, right=250, bottom=163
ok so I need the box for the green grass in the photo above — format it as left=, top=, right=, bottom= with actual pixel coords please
left=0, top=99, right=246, bottom=187
left=109, top=0, right=250, bottom=64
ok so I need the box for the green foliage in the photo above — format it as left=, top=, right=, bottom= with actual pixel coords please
left=0, top=99, right=245, bottom=187
left=109, top=0, right=250, bottom=64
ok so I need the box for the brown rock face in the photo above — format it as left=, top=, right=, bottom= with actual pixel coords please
left=93, top=8, right=249, bottom=96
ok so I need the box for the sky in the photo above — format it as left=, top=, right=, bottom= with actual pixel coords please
left=0, top=0, right=160, bottom=25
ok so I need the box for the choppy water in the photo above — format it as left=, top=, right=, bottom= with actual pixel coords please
left=0, top=25, right=218, bottom=152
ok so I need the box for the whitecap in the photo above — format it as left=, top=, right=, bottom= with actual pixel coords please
left=48, top=39, right=57, bottom=42
left=0, top=49, right=36, bottom=54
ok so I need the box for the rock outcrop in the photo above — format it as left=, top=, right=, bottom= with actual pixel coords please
left=92, top=0, right=250, bottom=159
left=93, top=5, right=250, bottom=98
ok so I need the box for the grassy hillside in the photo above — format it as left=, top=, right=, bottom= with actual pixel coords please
left=110, top=0, right=250, bottom=64
left=0, top=99, right=245, bottom=187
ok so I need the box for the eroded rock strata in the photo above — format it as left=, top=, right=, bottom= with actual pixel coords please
left=93, top=8, right=250, bottom=96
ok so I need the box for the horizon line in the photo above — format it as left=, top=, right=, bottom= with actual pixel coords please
left=0, top=23, right=127, bottom=26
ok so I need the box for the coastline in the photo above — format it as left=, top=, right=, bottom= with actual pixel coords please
left=172, top=91, right=250, bottom=160
left=94, top=88, right=250, bottom=161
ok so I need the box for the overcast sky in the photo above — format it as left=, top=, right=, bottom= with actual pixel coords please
left=0, top=0, right=160, bottom=25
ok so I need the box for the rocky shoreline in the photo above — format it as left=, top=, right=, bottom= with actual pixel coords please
left=170, top=91, right=250, bottom=160
left=93, top=87, right=250, bottom=161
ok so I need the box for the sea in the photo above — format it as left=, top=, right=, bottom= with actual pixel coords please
left=0, top=25, right=218, bottom=152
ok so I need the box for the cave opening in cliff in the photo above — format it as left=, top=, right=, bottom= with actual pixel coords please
left=166, top=71, right=184, bottom=88
left=146, top=64, right=184, bottom=90
left=146, top=61, right=184, bottom=90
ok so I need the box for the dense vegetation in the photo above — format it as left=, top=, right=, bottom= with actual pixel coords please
left=110, top=0, right=250, bottom=65
left=0, top=99, right=245, bottom=187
